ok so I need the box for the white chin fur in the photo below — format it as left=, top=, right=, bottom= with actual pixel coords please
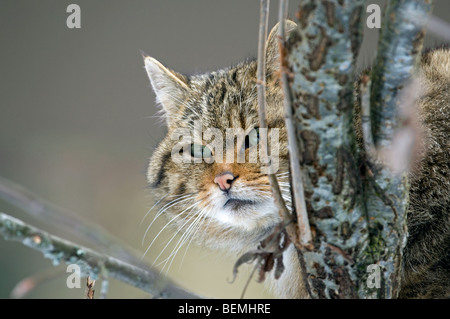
left=206, top=190, right=281, bottom=231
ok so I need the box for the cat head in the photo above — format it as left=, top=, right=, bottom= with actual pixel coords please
left=144, top=21, right=296, bottom=253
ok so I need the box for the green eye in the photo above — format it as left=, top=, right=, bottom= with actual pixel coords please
left=202, top=146, right=212, bottom=159
left=190, top=144, right=203, bottom=158
left=190, top=144, right=213, bottom=159
left=245, top=127, right=260, bottom=149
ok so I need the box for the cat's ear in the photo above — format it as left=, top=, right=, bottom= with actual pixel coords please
left=144, top=56, right=189, bottom=126
left=265, top=20, right=298, bottom=76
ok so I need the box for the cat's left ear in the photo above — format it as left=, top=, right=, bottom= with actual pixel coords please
left=143, top=55, right=189, bottom=126
left=265, top=20, right=298, bottom=76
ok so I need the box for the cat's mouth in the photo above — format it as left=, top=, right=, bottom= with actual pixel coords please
left=208, top=191, right=281, bottom=231
left=223, top=198, right=256, bottom=210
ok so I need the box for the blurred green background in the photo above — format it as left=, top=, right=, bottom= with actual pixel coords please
left=0, top=0, right=448, bottom=299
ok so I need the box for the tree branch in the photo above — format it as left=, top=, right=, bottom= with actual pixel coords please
left=0, top=212, right=201, bottom=299
left=370, top=0, right=433, bottom=148
left=362, top=0, right=433, bottom=298
left=286, top=0, right=366, bottom=298
left=256, top=0, right=298, bottom=244
left=0, top=175, right=149, bottom=273
left=278, top=0, right=312, bottom=249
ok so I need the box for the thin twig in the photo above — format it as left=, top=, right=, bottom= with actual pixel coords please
left=256, top=0, right=271, bottom=158
left=256, top=0, right=298, bottom=248
left=240, top=256, right=260, bottom=299
left=278, top=0, right=312, bottom=249
left=277, top=0, right=313, bottom=299
left=0, top=212, right=201, bottom=299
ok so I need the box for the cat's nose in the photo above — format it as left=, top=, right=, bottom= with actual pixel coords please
left=214, top=172, right=236, bottom=192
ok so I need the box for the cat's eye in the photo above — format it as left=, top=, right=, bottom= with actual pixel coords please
left=245, top=127, right=260, bottom=149
left=190, top=144, right=213, bottom=159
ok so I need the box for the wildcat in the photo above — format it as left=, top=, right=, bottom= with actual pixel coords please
left=143, top=21, right=450, bottom=298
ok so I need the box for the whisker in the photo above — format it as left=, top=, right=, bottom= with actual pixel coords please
left=141, top=194, right=195, bottom=246
left=156, top=208, right=204, bottom=271
left=253, top=191, right=275, bottom=200
left=276, top=172, right=290, bottom=176
left=163, top=208, right=208, bottom=274
left=277, top=182, right=291, bottom=186
left=178, top=210, right=210, bottom=271
left=142, top=200, right=199, bottom=260
left=140, top=193, right=171, bottom=226
left=152, top=203, right=201, bottom=268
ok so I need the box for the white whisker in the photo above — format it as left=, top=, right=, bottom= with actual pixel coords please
left=141, top=194, right=195, bottom=246
left=140, top=193, right=171, bottom=226
left=142, top=200, right=199, bottom=260
left=178, top=210, right=211, bottom=271
left=163, top=208, right=208, bottom=274
left=152, top=203, right=201, bottom=268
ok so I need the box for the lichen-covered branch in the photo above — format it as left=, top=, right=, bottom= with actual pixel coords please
left=361, top=0, right=433, bottom=298
left=285, top=0, right=366, bottom=298
left=284, top=0, right=433, bottom=299
left=370, top=0, right=433, bottom=148
left=0, top=175, right=195, bottom=297
left=0, top=212, right=201, bottom=299
left=0, top=175, right=147, bottom=272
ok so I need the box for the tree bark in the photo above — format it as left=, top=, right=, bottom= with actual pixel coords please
left=284, top=0, right=432, bottom=298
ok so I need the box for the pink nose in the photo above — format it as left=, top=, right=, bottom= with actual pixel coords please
left=214, top=172, right=236, bottom=192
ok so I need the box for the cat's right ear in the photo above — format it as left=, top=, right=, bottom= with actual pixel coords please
left=143, top=55, right=189, bottom=126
